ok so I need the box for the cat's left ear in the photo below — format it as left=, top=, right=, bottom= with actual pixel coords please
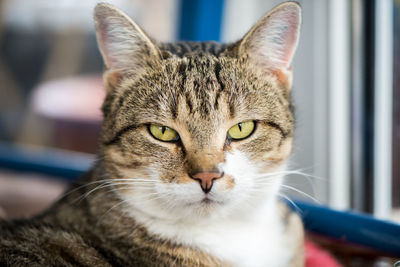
left=237, top=2, right=301, bottom=87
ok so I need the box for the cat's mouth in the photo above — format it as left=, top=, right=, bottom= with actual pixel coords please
left=184, top=196, right=225, bottom=207
left=199, top=196, right=225, bottom=206
left=201, top=198, right=213, bottom=204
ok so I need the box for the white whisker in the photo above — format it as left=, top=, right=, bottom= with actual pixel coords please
left=277, top=193, right=303, bottom=214
left=279, top=184, right=320, bottom=204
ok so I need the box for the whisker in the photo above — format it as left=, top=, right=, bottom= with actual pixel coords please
left=61, top=178, right=159, bottom=199
left=283, top=170, right=326, bottom=181
left=73, top=183, right=123, bottom=203
left=283, top=178, right=317, bottom=201
left=73, top=181, right=156, bottom=203
left=96, top=198, right=132, bottom=225
left=247, top=179, right=318, bottom=203
left=253, top=169, right=325, bottom=197
left=254, top=169, right=323, bottom=180
left=277, top=193, right=303, bottom=214
left=279, top=184, right=320, bottom=204
left=88, top=184, right=160, bottom=201
left=89, top=186, right=135, bottom=200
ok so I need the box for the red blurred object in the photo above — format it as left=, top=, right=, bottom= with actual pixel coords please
left=33, top=75, right=105, bottom=122
left=32, top=75, right=105, bottom=153
left=305, top=239, right=342, bottom=267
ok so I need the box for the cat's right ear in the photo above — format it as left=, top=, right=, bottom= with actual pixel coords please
left=94, top=3, right=160, bottom=88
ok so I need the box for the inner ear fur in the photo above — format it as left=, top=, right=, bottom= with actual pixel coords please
left=236, top=2, right=301, bottom=87
left=94, top=3, right=161, bottom=89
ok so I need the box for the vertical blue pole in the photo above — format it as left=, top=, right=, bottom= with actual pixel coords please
left=178, top=0, right=224, bottom=41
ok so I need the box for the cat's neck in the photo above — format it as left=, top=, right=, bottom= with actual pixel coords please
left=127, top=197, right=290, bottom=267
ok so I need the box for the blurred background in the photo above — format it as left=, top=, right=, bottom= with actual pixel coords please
left=0, top=0, right=398, bottom=224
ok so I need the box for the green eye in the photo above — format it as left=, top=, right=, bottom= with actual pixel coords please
left=149, top=124, right=179, bottom=142
left=227, top=121, right=255, bottom=140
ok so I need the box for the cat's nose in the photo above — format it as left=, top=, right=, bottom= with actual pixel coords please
left=190, top=171, right=224, bottom=194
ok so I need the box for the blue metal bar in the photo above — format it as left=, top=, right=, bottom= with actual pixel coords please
left=178, top=0, right=224, bottom=41
left=288, top=200, right=400, bottom=256
left=0, top=143, right=93, bottom=181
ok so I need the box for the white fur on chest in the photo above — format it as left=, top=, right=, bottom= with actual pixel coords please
left=136, top=203, right=292, bottom=267
left=121, top=150, right=294, bottom=266
left=187, top=210, right=291, bottom=267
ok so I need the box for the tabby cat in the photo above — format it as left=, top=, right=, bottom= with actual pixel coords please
left=0, top=2, right=304, bottom=266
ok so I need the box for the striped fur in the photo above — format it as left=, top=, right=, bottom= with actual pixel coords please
left=0, top=2, right=304, bottom=266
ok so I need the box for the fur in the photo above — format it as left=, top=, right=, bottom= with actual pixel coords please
left=0, top=2, right=304, bottom=266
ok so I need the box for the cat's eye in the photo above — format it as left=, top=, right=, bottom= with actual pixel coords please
left=148, top=124, right=179, bottom=142
left=227, top=121, right=255, bottom=140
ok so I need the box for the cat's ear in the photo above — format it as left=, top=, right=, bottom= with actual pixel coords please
left=237, top=2, right=301, bottom=85
left=94, top=3, right=160, bottom=84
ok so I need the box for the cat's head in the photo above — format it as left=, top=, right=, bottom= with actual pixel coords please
left=94, top=2, right=301, bottom=222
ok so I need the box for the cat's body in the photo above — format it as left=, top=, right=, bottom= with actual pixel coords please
left=0, top=2, right=304, bottom=266
left=0, top=167, right=303, bottom=266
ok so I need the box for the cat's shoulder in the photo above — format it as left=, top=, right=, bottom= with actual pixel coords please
left=278, top=201, right=305, bottom=266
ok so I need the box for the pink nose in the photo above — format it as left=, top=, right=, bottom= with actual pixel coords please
left=190, top=171, right=224, bottom=193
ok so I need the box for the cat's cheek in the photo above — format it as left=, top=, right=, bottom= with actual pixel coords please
left=215, top=174, right=235, bottom=192
left=237, top=136, right=293, bottom=171
left=219, top=150, right=258, bottom=191
left=260, top=137, right=293, bottom=168
left=219, top=150, right=255, bottom=177
left=220, top=149, right=285, bottom=197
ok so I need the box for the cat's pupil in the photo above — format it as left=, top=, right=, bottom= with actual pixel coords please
left=238, top=123, right=242, bottom=132
left=161, top=126, right=166, bottom=134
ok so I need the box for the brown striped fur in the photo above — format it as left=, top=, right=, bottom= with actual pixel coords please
left=0, top=2, right=304, bottom=266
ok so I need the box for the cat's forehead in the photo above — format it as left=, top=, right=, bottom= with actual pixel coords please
left=120, top=55, right=268, bottom=123
left=111, top=53, right=288, bottom=143
left=168, top=54, right=233, bottom=81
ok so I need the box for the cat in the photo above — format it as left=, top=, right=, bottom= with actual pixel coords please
left=0, top=1, right=304, bottom=266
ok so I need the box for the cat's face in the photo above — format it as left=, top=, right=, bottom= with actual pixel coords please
left=94, top=2, right=300, bottom=222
